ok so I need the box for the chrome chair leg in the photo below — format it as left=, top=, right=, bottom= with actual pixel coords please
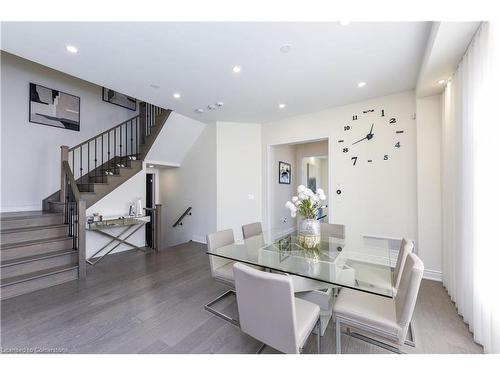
left=316, top=318, right=322, bottom=353
left=204, top=289, right=239, bottom=326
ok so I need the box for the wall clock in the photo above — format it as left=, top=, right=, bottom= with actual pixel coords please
left=337, top=108, right=405, bottom=166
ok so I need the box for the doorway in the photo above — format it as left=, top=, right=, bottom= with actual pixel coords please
left=145, top=173, right=155, bottom=248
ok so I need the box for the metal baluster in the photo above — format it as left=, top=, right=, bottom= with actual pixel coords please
left=114, top=128, right=117, bottom=172
left=130, top=121, right=133, bottom=158
left=80, top=146, right=83, bottom=181
left=101, top=136, right=104, bottom=179
left=126, top=121, right=128, bottom=159
left=135, top=117, right=138, bottom=157
left=94, top=140, right=97, bottom=182
left=120, top=125, right=123, bottom=165
left=107, top=131, right=110, bottom=173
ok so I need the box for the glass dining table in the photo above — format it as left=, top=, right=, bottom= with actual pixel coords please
left=206, top=230, right=396, bottom=298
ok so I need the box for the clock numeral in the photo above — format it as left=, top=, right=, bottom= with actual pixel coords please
left=351, top=156, right=358, bottom=166
left=367, top=160, right=373, bottom=163
left=381, top=109, right=385, bottom=117
left=384, top=155, right=389, bottom=160
left=342, top=147, right=349, bottom=153
left=352, top=115, right=358, bottom=121
left=363, top=109, right=374, bottom=114
left=395, top=142, right=401, bottom=148
left=396, top=130, right=404, bottom=134
left=389, top=117, right=397, bottom=124
left=344, top=125, right=350, bottom=131
left=338, top=139, right=344, bottom=143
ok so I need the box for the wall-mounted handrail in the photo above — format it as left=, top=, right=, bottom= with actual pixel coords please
left=173, top=207, right=192, bottom=228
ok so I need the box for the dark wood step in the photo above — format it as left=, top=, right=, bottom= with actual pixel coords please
left=0, top=236, right=74, bottom=261
left=0, top=224, right=69, bottom=246
left=1, top=249, right=78, bottom=279
left=1, top=265, right=78, bottom=300
left=0, top=211, right=63, bottom=231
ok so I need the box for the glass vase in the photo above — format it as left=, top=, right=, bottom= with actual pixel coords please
left=297, top=218, right=321, bottom=249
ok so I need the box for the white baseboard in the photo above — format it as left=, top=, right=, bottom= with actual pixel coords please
left=423, top=269, right=442, bottom=282
left=191, top=235, right=207, bottom=244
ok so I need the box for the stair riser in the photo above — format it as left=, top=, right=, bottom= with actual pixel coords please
left=1, top=253, right=78, bottom=280
left=48, top=201, right=64, bottom=213
left=1, top=227, right=68, bottom=246
left=0, top=238, right=74, bottom=261
left=0, top=268, right=78, bottom=300
left=1, top=215, right=63, bottom=231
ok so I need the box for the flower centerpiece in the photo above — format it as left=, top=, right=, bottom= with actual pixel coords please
left=285, top=185, right=327, bottom=249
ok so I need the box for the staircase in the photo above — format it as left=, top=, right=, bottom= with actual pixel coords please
left=1, top=102, right=170, bottom=300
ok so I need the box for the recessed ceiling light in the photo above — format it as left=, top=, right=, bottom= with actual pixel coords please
left=279, top=104, right=286, bottom=109
left=173, top=93, right=181, bottom=99
left=280, top=44, right=293, bottom=53
left=208, top=104, right=216, bottom=110
left=339, top=21, right=351, bottom=26
left=66, top=45, right=78, bottom=54
left=195, top=108, right=204, bottom=113
left=357, top=81, right=366, bottom=88
left=150, top=84, right=160, bottom=89
left=232, top=66, right=241, bottom=73
left=216, top=102, right=224, bottom=107
left=437, top=79, right=446, bottom=85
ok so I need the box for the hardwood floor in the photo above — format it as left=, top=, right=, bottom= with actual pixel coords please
left=0, top=241, right=483, bottom=354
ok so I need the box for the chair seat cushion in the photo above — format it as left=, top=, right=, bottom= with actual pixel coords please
left=214, top=261, right=235, bottom=282
left=294, top=297, right=320, bottom=348
left=214, top=262, right=264, bottom=283
left=333, top=288, right=400, bottom=337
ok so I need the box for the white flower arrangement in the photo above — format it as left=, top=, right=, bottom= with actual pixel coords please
left=285, top=185, right=327, bottom=219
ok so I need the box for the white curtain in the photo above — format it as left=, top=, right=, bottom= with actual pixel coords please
left=442, top=22, right=500, bottom=353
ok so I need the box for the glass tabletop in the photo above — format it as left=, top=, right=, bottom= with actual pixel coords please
left=207, top=230, right=395, bottom=298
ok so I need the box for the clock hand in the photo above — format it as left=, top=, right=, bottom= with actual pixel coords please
left=369, top=123, right=374, bottom=135
left=352, top=135, right=368, bottom=145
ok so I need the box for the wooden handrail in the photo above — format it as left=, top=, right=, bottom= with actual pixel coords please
left=68, top=115, right=141, bottom=152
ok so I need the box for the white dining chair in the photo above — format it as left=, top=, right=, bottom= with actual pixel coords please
left=333, top=253, right=424, bottom=353
left=393, top=238, right=414, bottom=292
left=242, top=222, right=263, bottom=239
left=204, top=229, right=239, bottom=325
left=233, top=262, right=322, bottom=354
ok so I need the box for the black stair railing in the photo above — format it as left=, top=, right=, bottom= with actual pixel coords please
left=173, top=207, right=192, bottom=228
left=67, top=103, right=164, bottom=191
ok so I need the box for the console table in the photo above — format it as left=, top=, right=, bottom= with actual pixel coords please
left=86, top=216, right=150, bottom=265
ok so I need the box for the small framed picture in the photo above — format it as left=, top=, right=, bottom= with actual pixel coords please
left=279, top=161, right=291, bottom=184
left=102, top=87, right=137, bottom=111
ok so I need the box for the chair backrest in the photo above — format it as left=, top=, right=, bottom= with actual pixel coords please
left=206, top=229, right=235, bottom=279
left=233, top=262, right=299, bottom=353
left=393, top=239, right=414, bottom=290
left=320, top=223, right=345, bottom=239
left=395, top=253, right=424, bottom=343
left=242, top=222, right=263, bottom=239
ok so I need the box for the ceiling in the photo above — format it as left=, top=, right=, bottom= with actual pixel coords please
left=1, top=22, right=432, bottom=123
left=417, top=22, right=481, bottom=97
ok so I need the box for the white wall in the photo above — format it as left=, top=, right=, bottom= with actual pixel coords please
left=271, top=144, right=297, bottom=234
left=146, top=111, right=206, bottom=167
left=262, top=91, right=418, bottom=246
left=217, top=121, right=262, bottom=241
left=159, top=124, right=217, bottom=247
left=0, top=52, right=137, bottom=212
left=416, top=95, right=443, bottom=279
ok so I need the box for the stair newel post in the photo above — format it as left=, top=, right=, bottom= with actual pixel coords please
left=155, top=204, right=162, bottom=252
left=139, top=102, right=146, bottom=146
left=78, top=199, right=87, bottom=279
left=60, top=146, right=69, bottom=203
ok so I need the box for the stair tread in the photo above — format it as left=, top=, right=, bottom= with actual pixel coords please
left=0, top=211, right=62, bottom=221
left=1, top=223, right=68, bottom=234
left=1, top=249, right=77, bottom=267
left=0, top=235, right=71, bottom=250
left=1, top=264, right=78, bottom=287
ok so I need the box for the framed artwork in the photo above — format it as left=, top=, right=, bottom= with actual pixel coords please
left=102, top=87, right=137, bottom=111
left=279, top=161, right=291, bottom=184
left=29, top=83, right=80, bottom=131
